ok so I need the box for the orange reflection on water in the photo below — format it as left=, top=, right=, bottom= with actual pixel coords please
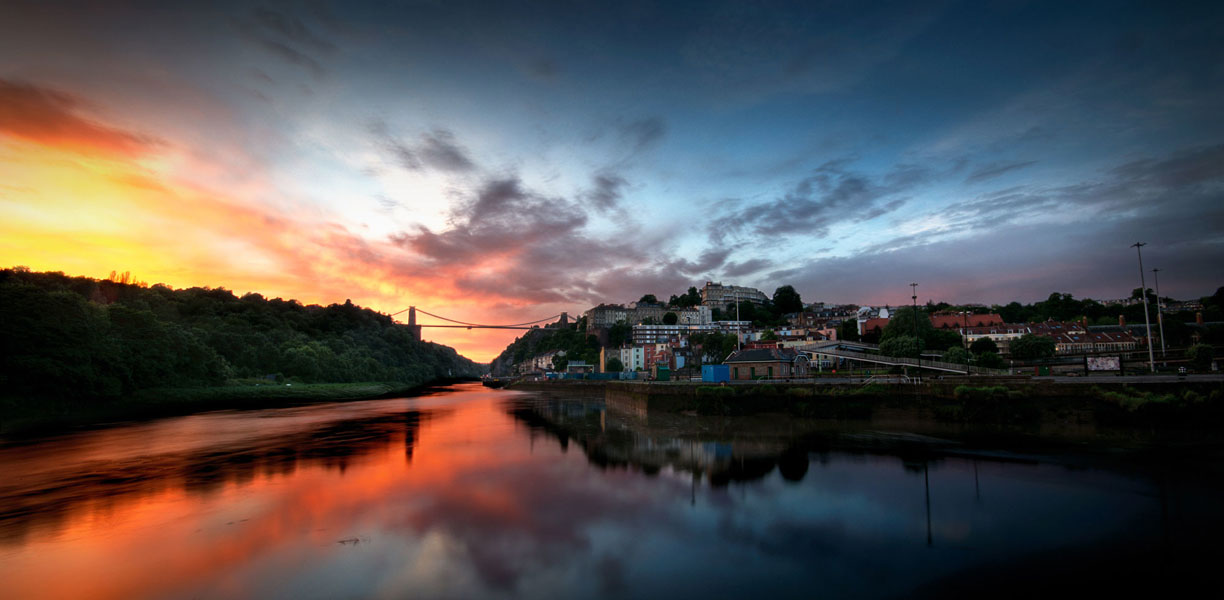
left=0, top=388, right=557, bottom=599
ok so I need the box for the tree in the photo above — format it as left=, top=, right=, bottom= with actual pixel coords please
left=975, top=351, right=1005, bottom=369
left=638, top=294, right=658, bottom=305
left=879, top=335, right=922, bottom=358
left=761, top=329, right=778, bottom=341
left=838, top=319, right=860, bottom=342
left=941, top=346, right=969, bottom=364
left=1009, top=333, right=1056, bottom=360
left=605, top=356, right=624, bottom=372
left=551, top=354, right=568, bottom=372
left=926, top=329, right=963, bottom=352
left=970, top=337, right=998, bottom=355
left=662, top=311, right=678, bottom=325
left=607, top=320, right=632, bottom=346
left=1187, top=344, right=1214, bottom=372
left=881, top=306, right=933, bottom=342
left=772, top=285, right=803, bottom=314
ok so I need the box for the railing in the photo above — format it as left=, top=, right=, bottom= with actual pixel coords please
left=799, top=345, right=1009, bottom=375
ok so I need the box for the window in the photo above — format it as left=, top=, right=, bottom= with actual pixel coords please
left=768, top=366, right=774, bottom=378
left=750, top=367, right=756, bottom=378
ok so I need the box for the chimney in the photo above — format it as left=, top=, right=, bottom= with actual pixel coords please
left=1118, top=314, right=1126, bottom=327
left=1197, top=311, right=1205, bottom=326
left=1081, top=317, right=1088, bottom=329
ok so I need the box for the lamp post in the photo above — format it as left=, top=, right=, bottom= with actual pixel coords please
left=1152, top=268, right=1166, bottom=360
left=910, top=283, right=919, bottom=372
left=1131, top=243, right=1155, bottom=373
left=735, top=289, right=741, bottom=351
left=963, top=309, right=970, bottom=375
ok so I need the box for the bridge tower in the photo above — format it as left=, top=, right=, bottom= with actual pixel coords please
left=559, top=312, right=569, bottom=327
left=408, top=306, right=422, bottom=340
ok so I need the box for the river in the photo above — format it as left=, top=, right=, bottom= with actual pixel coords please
left=1, top=383, right=1220, bottom=599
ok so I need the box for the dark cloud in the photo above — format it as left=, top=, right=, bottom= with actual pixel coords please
left=524, top=57, right=560, bottom=80
left=785, top=143, right=1224, bottom=304
left=722, top=258, right=772, bottom=278
left=0, top=79, right=157, bottom=157
left=965, top=160, right=1038, bottom=183
left=709, top=160, right=925, bottom=242
left=234, top=6, right=336, bottom=78
left=256, top=38, right=326, bottom=77
left=374, top=124, right=476, bottom=173
left=619, top=117, right=666, bottom=151
left=668, top=248, right=732, bottom=275
left=390, top=175, right=658, bottom=304
left=252, top=6, right=337, bottom=55
left=585, top=173, right=626, bottom=211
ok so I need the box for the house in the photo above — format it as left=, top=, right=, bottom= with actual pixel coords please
left=723, top=348, right=811, bottom=380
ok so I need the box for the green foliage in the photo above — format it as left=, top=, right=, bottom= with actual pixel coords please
left=607, top=320, right=633, bottom=346
left=605, top=356, right=624, bottom=372
left=974, top=351, right=1005, bottom=369
left=925, top=329, right=963, bottom=352
left=941, top=346, right=969, bottom=364
left=551, top=354, right=569, bottom=372
left=638, top=294, right=658, bottom=305
left=0, top=268, right=482, bottom=404
left=1187, top=344, right=1214, bottom=371
left=879, top=335, right=922, bottom=358
left=881, top=306, right=933, bottom=342
left=772, top=285, right=803, bottom=314
left=761, top=329, right=778, bottom=341
left=970, top=337, right=999, bottom=355
left=669, top=287, right=701, bottom=308
left=838, top=319, right=860, bottom=342
left=662, top=311, right=679, bottom=325
left=1009, top=333, right=1056, bottom=360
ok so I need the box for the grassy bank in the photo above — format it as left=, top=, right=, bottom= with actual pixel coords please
left=0, top=379, right=472, bottom=435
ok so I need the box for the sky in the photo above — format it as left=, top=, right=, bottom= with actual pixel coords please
left=2, top=0, right=1222, bottom=362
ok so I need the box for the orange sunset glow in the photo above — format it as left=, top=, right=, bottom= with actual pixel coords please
left=0, top=81, right=560, bottom=362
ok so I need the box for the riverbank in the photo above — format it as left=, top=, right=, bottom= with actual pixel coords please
left=508, top=378, right=1224, bottom=429
left=0, top=378, right=476, bottom=435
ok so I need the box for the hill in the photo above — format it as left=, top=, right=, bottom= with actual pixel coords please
left=0, top=268, right=485, bottom=407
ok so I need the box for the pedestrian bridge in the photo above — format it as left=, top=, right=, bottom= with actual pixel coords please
left=797, top=341, right=1009, bottom=376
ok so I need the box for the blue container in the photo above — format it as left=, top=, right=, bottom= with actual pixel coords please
left=701, top=364, right=730, bottom=383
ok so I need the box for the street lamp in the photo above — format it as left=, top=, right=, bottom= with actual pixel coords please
left=1152, top=268, right=1166, bottom=360
left=910, top=282, right=919, bottom=372
left=1131, top=242, right=1156, bottom=372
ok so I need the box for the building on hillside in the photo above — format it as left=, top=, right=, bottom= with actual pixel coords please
left=700, top=281, right=768, bottom=308
left=632, top=323, right=717, bottom=344
left=724, top=348, right=810, bottom=380
left=584, top=304, right=629, bottom=329
left=615, top=346, right=645, bottom=371
left=962, top=324, right=1030, bottom=355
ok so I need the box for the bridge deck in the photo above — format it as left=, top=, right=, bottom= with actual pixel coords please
left=799, top=342, right=1008, bottom=375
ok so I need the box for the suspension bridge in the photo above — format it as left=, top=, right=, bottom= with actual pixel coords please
left=388, top=306, right=570, bottom=337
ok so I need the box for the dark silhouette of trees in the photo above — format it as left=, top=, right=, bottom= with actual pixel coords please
left=0, top=268, right=482, bottom=404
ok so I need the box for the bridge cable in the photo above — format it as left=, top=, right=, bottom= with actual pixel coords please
left=390, top=306, right=564, bottom=328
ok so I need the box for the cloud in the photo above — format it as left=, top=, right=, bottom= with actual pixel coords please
left=965, top=160, right=1037, bottom=183
left=375, top=124, right=477, bottom=173
left=0, top=79, right=158, bottom=157
left=234, top=6, right=337, bottom=78
left=709, top=160, right=925, bottom=242
left=251, top=6, right=337, bottom=55
left=781, top=143, right=1224, bottom=304
left=618, top=117, right=666, bottom=151
left=585, top=172, right=626, bottom=211
left=722, top=258, right=772, bottom=278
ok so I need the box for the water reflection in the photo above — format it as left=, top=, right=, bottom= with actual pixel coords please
left=0, top=384, right=1220, bottom=599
